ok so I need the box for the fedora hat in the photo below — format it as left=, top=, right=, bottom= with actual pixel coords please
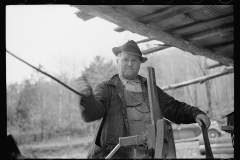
left=112, top=40, right=147, bottom=63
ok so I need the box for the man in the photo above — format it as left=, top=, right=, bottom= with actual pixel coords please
left=77, top=40, right=210, bottom=159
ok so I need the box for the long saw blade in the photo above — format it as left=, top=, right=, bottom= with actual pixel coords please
left=6, top=49, right=84, bottom=97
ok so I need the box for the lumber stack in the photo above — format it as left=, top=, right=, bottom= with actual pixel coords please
left=199, top=135, right=234, bottom=156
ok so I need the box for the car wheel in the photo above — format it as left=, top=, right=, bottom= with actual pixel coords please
left=208, top=129, right=219, bottom=139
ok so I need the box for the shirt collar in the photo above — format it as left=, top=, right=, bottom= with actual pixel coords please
left=119, top=75, right=140, bottom=86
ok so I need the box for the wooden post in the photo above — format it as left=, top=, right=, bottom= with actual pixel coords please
left=147, top=66, right=176, bottom=158
left=147, top=66, right=162, bottom=123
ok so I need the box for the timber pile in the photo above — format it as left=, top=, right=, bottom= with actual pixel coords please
left=199, top=134, right=234, bottom=156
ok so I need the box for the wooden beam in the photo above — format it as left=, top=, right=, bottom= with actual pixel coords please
left=74, top=11, right=95, bottom=21
left=142, top=45, right=171, bottom=55
left=72, top=5, right=233, bottom=66
left=170, top=14, right=234, bottom=35
left=114, top=26, right=126, bottom=32
left=222, top=32, right=234, bottom=41
left=113, top=5, right=206, bottom=32
left=138, top=5, right=206, bottom=24
left=161, top=68, right=233, bottom=91
left=185, top=24, right=234, bottom=41
left=207, top=41, right=233, bottom=50
left=205, top=63, right=224, bottom=69
left=136, top=38, right=155, bottom=44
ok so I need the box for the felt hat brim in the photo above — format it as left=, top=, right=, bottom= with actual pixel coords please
left=112, top=46, right=147, bottom=63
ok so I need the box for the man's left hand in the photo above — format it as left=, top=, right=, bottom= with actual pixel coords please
left=195, top=114, right=211, bottom=130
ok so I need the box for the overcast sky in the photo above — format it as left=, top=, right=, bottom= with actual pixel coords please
left=6, top=5, right=147, bottom=85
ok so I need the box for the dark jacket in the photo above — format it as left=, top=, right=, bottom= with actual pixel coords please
left=80, top=74, right=205, bottom=158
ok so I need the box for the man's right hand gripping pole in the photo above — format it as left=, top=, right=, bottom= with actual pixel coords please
left=76, top=76, right=92, bottom=97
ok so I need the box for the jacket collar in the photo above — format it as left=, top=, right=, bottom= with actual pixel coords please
left=108, top=74, right=147, bottom=87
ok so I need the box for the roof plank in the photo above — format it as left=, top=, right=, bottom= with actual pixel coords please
left=185, top=24, right=233, bottom=41
left=207, top=41, right=233, bottom=50
left=138, top=5, right=205, bottom=24
left=72, top=5, right=233, bottom=66
left=113, top=5, right=206, bottom=33
left=170, top=14, right=234, bottom=35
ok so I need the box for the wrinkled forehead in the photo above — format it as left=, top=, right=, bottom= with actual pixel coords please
left=120, top=51, right=141, bottom=60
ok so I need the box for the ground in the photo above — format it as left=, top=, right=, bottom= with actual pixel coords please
left=19, top=135, right=234, bottom=159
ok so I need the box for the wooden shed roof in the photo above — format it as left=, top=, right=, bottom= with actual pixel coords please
left=72, top=5, right=234, bottom=66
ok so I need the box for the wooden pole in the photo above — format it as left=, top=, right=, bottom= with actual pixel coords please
left=161, top=68, right=233, bottom=91
left=205, top=63, right=224, bottom=69
left=72, top=5, right=233, bottom=66
left=142, top=45, right=171, bottom=55
left=136, top=38, right=155, bottom=44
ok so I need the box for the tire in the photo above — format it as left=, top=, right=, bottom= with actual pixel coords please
left=208, top=129, right=219, bottom=139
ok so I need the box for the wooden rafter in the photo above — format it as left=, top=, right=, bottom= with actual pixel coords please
left=136, top=38, right=155, bottom=44
left=222, top=32, right=234, bottom=41
left=207, top=41, right=233, bottom=50
left=72, top=5, right=233, bottom=66
left=161, top=68, right=233, bottom=91
left=170, top=14, right=234, bottom=35
left=114, top=27, right=126, bottom=32
left=75, top=11, right=95, bottom=21
left=137, top=5, right=206, bottom=24
left=142, top=45, right=171, bottom=55
left=113, top=5, right=206, bottom=33
left=185, top=24, right=234, bottom=41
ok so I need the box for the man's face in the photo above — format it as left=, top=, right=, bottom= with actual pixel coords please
left=117, top=51, right=141, bottom=80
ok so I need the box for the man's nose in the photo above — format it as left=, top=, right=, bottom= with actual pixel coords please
left=127, top=61, right=133, bottom=66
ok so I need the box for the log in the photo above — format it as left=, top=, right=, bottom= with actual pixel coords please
left=71, top=5, right=233, bottom=66
left=199, top=145, right=234, bottom=155
left=199, top=143, right=233, bottom=150
left=174, top=135, right=200, bottom=143
left=161, top=68, right=233, bottom=91
left=199, top=135, right=232, bottom=145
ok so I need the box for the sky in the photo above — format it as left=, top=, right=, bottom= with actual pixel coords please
left=6, top=5, right=148, bottom=85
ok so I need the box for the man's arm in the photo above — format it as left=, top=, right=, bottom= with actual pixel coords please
left=157, top=87, right=208, bottom=126
left=77, top=77, right=109, bottom=122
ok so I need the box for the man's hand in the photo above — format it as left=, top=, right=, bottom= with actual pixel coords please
left=76, top=76, right=92, bottom=97
left=195, top=114, right=211, bottom=130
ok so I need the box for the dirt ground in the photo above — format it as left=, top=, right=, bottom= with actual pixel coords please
left=19, top=135, right=234, bottom=159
